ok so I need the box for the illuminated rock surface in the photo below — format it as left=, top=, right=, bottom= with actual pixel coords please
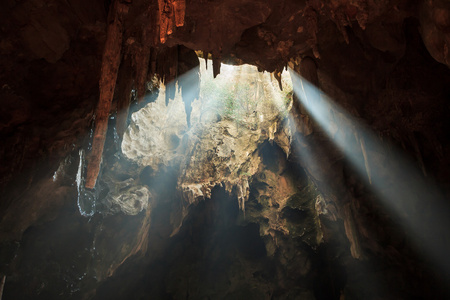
left=0, top=0, right=450, bottom=299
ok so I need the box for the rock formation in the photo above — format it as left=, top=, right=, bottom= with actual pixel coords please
left=0, top=0, right=450, bottom=299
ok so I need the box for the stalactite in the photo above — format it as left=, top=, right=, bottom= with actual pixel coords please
left=178, top=47, right=200, bottom=128
left=115, top=56, right=134, bottom=141
left=237, top=178, right=250, bottom=218
left=166, top=7, right=174, bottom=36
left=157, top=0, right=169, bottom=43
left=298, top=76, right=309, bottom=106
left=342, top=202, right=365, bottom=260
left=273, top=70, right=283, bottom=90
left=173, top=0, right=186, bottom=27
left=135, top=50, right=149, bottom=103
left=149, top=47, right=157, bottom=76
left=85, top=0, right=129, bottom=189
left=158, top=0, right=186, bottom=43
left=358, top=133, right=372, bottom=184
left=268, top=121, right=278, bottom=141
left=410, top=133, right=427, bottom=177
left=158, top=0, right=177, bottom=43
left=165, top=80, right=176, bottom=105
left=0, top=275, right=5, bottom=300
left=165, top=46, right=178, bottom=105
left=136, top=4, right=154, bottom=103
left=288, top=60, right=315, bottom=137
left=333, top=10, right=350, bottom=44
left=303, top=7, right=320, bottom=58
left=212, top=52, right=221, bottom=78
left=299, top=57, right=319, bottom=86
left=204, top=51, right=209, bottom=69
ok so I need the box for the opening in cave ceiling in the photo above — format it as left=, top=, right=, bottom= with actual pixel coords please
left=77, top=60, right=293, bottom=218
left=122, top=60, right=292, bottom=171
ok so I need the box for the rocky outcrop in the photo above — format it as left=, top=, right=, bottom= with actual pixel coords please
left=420, top=0, right=450, bottom=67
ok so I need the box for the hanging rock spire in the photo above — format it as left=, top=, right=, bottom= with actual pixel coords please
left=158, top=0, right=186, bottom=44
left=85, top=0, right=129, bottom=189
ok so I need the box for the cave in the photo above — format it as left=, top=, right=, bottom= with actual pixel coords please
left=1, top=0, right=450, bottom=299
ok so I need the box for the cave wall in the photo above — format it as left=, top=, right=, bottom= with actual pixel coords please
left=1, top=0, right=450, bottom=299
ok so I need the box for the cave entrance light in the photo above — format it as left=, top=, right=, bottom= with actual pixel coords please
left=122, top=60, right=293, bottom=168
left=119, top=60, right=293, bottom=220
left=77, top=60, right=292, bottom=218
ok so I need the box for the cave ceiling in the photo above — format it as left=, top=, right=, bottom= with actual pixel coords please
left=1, top=0, right=450, bottom=299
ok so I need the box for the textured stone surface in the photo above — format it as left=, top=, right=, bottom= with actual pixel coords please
left=123, top=61, right=292, bottom=212
left=0, top=0, right=450, bottom=299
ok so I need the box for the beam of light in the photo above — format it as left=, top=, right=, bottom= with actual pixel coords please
left=124, top=60, right=298, bottom=221
left=121, top=60, right=239, bottom=169
left=257, top=71, right=338, bottom=198
left=197, top=59, right=238, bottom=122
left=261, top=70, right=292, bottom=115
left=261, top=70, right=335, bottom=189
left=264, top=70, right=363, bottom=250
left=264, top=69, right=448, bottom=298
left=289, top=69, right=450, bottom=276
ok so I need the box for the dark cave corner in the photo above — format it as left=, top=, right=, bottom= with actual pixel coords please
left=1, top=0, right=450, bottom=299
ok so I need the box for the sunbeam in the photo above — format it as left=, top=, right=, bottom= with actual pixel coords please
left=289, top=69, right=450, bottom=277
left=5, top=1, right=450, bottom=298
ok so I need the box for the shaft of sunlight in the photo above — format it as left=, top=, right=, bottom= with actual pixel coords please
left=289, top=68, right=450, bottom=275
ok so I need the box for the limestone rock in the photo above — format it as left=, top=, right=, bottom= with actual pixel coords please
left=121, top=86, right=188, bottom=169
left=123, top=61, right=292, bottom=212
left=105, top=179, right=150, bottom=216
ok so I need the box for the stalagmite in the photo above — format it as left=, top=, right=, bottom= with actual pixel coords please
left=85, top=0, right=128, bottom=189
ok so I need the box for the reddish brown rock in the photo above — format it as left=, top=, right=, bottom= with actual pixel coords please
left=0, top=0, right=450, bottom=299
left=85, top=1, right=129, bottom=189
